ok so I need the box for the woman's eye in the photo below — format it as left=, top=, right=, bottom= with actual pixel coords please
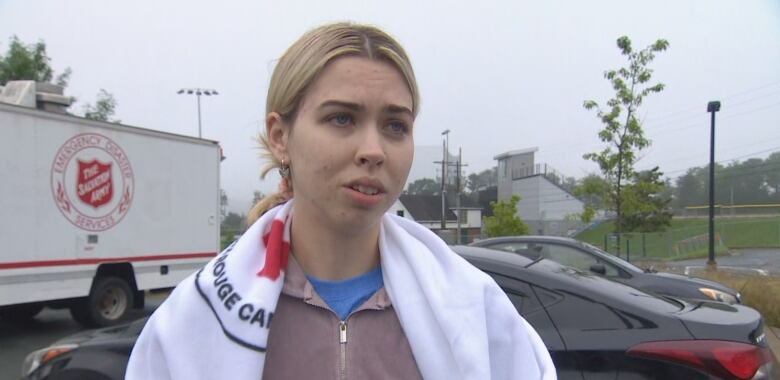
left=386, top=121, right=409, bottom=135
left=329, top=114, right=353, bottom=126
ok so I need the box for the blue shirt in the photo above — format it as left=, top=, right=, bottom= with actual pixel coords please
left=306, top=266, right=384, bottom=321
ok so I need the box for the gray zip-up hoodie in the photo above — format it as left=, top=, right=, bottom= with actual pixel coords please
left=262, top=255, right=423, bottom=379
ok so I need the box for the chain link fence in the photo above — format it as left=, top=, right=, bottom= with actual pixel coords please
left=598, top=217, right=780, bottom=261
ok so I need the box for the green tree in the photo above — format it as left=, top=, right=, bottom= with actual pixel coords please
left=574, top=174, right=610, bottom=209
left=221, top=212, right=246, bottom=231
left=407, top=177, right=439, bottom=195
left=765, top=152, right=780, bottom=202
left=573, top=174, right=610, bottom=223
left=621, top=167, right=672, bottom=232
left=220, top=189, right=228, bottom=221
left=483, top=195, right=529, bottom=237
left=83, top=89, right=119, bottom=122
left=583, top=36, right=669, bottom=251
left=465, top=168, right=497, bottom=193
left=0, top=36, right=70, bottom=86
left=674, top=168, right=705, bottom=209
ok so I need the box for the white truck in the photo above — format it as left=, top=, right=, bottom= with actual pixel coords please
left=0, top=82, right=221, bottom=327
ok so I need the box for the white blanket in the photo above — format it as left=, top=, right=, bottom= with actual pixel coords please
left=126, top=200, right=556, bottom=379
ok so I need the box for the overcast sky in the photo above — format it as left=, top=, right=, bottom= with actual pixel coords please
left=2, top=0, right=778, bottom=213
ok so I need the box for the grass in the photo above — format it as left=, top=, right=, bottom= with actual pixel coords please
left=576, top=216, right=780, bottom=260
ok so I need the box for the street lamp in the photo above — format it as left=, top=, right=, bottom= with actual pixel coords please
left=707, top=100, right=721, bottom=270
left=177, top=88, right=219, bottom=138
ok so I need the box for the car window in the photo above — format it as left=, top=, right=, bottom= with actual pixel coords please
left=540, top=243, right=621, bottom=277
left=487, top=272, right=565, bottom=350
left=484, top=242, right=542, bottom=260
left=581, top=242, right=644, bottom=273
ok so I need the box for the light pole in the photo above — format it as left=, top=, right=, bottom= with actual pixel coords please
left=707, top=100, right=721, bottom=270
left=178, top=88, right=219, bottom=138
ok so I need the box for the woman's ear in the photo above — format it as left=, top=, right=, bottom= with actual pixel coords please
left=266, top=112, right=290, bottom=161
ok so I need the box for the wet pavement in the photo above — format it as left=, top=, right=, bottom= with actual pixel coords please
left=669, top=248, right=780, bottom=276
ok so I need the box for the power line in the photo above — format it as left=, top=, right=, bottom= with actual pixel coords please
left=643, top=79, right=780, bottom=124
left=637, top=135, right=780, bottom=171
left=660, top=146, right=780, bottom=176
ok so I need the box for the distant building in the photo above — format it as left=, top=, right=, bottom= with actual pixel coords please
left=495, top=147, right=584, bottom=236
left=390, top=194, right=482, bottom=244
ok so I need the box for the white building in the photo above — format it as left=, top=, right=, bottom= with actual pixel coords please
left=495, top=148, right=584, bottom=236
left=390, top=194, right=482, bottom=244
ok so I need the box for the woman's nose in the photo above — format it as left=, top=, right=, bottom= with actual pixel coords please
left=355, top=127, right=385, bottom=167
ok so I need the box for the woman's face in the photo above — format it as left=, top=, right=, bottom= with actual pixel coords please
left=269, top=56, right=414, bottom=233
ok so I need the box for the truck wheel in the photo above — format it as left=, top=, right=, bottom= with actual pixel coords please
left=71, top=276, right=133, bottom=327
left=0, top=303, right=44, bottom=322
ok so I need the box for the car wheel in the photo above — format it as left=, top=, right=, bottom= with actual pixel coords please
left=71, top=276, right=133, bottom=328
left=0, top=303, right=44, bottom=322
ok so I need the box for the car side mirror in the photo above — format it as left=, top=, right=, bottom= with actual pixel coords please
left=590, top=263, right=606, bottom=275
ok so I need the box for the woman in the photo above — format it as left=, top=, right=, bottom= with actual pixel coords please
left=127, top=22, right=555, bottom=380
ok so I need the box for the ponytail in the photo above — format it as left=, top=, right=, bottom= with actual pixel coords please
left=246, top=192, right=289, bottom=226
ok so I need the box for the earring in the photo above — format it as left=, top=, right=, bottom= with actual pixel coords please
left=278, top=159, right=291, bottom=178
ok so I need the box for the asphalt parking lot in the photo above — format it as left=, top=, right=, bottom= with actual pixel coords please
left=0, top=291, right=167, bottom=380
left=2, top=289, right=779, bottom=378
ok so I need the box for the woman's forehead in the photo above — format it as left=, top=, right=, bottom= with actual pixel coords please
left=300, top=56, right=414, bottom=112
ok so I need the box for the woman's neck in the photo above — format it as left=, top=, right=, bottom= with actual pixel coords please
left=289, top=208, right=381, bottom=281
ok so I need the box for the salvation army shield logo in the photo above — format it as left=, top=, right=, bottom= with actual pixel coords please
left=76, top=159, right=114, bottom=208
left=51, top=133, right=134, bottom=232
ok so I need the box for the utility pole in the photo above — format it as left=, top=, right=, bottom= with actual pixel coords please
left=456, top=147, right=462, bottom=244
left=707, top=100, right=721, bottom=271
left=440, top=130, right=450, bottom=229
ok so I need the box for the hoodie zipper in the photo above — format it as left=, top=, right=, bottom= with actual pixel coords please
left=339, top=321, right=347, bottom=380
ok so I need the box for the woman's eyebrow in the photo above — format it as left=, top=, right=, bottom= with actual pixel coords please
left=318, top=100, right=362, bottom=111
left=384, top=104, right=413, bottom=116
left=318, top=100, right=412, bottom=116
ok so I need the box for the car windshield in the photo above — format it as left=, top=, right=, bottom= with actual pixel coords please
left=582, top=242, right=644, bottom=273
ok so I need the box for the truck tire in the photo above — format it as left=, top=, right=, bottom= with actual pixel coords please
left=0, top=303, right=44, bottom=322
left=71, top=276, right=133, bottom=327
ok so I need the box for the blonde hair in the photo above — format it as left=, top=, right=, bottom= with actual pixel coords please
left=247, top=22, right=420, bottom=225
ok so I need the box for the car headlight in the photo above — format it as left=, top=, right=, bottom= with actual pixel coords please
left=699, top=288, right=738, bottom=304
left=21, top=344, right=77, bottom=378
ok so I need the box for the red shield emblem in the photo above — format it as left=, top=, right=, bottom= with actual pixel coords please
left=76, top=159, right=113, bottom=208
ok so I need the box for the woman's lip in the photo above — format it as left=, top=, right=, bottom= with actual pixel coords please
left=344, top=186, right=386, bottom=207
left=345, top=178, right=386, bottom=193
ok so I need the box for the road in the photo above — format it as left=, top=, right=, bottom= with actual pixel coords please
left=669, top=248, right=780, bottom=276
left=0, top=291, right=168, bottom=380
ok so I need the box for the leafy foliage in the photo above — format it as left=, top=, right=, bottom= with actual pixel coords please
left=483, top=195, right=529, bottom=237
left=83, top=89, right=119, bottom=122
left=673, top=153, right=780, bottom=208
left=220, top=189, right=228, bottom=220
left=465, top=168, right=497, bottom=193
left=407, top=177, right=440, bottom=195
left=620, top=167, right=673, bottom=232
left=0, top=36, right=53, bottom=84
left=221, top=212, right=246, bottom=232
left=583, top=36, right=668, bottom=240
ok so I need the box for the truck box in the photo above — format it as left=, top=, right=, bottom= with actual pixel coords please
left=0, top=100, right=220, bottom=326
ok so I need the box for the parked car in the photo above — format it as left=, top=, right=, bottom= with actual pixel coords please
left=23, top=246, right=774, bottom=380
left=454, top=245, right=774, bottom=379
left=470, top=235, right=742, bottom=304
left=21, top=317, right=146, bottom=380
